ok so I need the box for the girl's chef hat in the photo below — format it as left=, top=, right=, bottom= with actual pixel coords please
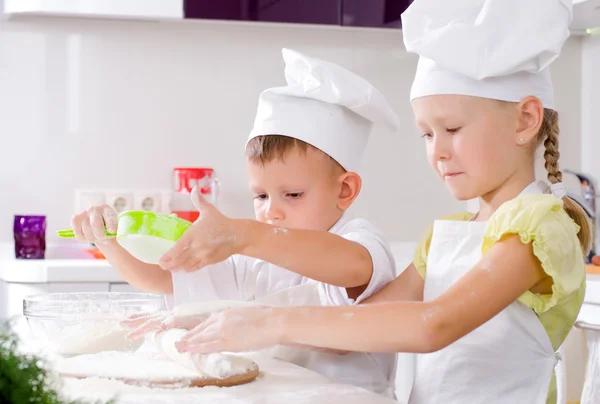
left=402, top=0, right=573, bottom=109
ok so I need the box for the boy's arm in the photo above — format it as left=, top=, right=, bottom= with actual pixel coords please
left=70, top=204, right=172, bottom=294
left=159, top=191, right=389, bottom=293
left=239, top=220, right=373, bottom=288
left=95, top=239, right=173, bottom=294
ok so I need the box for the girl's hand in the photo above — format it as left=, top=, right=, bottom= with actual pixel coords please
left=122, top=311, right=209, bottom=340
left=158, top=187, right=247, bottom=272
left=175, top=307, right=284, bottom=354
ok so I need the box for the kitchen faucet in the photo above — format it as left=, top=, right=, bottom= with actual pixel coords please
left=564, top=169, right=597, bottom=262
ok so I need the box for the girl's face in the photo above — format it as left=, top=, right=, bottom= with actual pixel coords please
left=412, top=95, right=527, bottom=201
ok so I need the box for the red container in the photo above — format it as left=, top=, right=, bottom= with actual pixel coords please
left=171, top=168, right=219, bottom=222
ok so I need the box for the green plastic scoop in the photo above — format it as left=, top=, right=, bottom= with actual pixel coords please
left=57, top=228, right=116, bottom=238
left=57, top=211, right=193, bottom=264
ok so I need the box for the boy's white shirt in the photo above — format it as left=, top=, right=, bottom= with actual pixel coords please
left=171, top=212, right=398, bottom=398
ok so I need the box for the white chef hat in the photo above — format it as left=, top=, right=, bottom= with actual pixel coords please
left=402, top=0, right=573, bottom=109
left=247, top=48, right=401, bottom=172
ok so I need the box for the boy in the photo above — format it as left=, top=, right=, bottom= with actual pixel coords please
left=71, top=48, right=400, bottom=397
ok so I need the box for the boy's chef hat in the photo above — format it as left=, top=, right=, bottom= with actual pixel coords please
left=402, top=0, right=573, bottom=109
left=247, top=48, right=401, bottom=172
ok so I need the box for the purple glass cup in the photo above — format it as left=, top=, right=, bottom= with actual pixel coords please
left=14, top=215, right=46, bottom=259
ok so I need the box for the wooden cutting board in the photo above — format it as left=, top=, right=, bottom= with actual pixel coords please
left=57, top=351, right=260, bottom=388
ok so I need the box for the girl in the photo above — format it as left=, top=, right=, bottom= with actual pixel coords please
left=137, top=0, right=588, bottom=403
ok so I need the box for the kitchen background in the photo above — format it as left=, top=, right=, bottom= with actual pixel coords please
left=1, top=1, right=600, bottom=403
left=0, top=10, right=594, bottom=245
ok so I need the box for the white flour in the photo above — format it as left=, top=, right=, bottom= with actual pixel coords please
left=57, top=329, right=256, bottom=383
left=117, top=234, right=175, bottom=264
left=58, top=351, right=202, bottom=382
left=57, top=349, right=256, bottom=383
left=58, top=353, right=393, bottom=404
left=155, top=329, right=256, bottom=379
left=47, top=323, right=142, bottom=356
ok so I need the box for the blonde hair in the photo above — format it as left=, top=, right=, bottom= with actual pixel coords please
left=538, top=109, right=592, bottom=254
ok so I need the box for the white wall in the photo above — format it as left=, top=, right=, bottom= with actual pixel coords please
left=0, top=17, right=584, bottom=244
left=561, top=32, right=600, bottom=404
left=581, top=34, right=600, bottom=181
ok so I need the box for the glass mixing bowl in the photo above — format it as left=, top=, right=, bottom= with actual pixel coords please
left=23, top=292, right=165, bottom=357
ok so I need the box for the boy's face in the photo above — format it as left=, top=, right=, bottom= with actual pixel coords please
left=247, top=147, right=346, bottom=231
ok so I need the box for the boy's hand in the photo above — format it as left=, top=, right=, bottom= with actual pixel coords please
left=70, top=204, right=119, bottom=246
left=158, top=186, right=247, bottom=272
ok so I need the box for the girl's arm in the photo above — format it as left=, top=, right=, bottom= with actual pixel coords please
left=176, top=235, right=549, bottom=354
left=362, top=263, right=424, bottom=303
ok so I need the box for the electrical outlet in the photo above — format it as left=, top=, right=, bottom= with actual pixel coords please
left=75, top=189, right=105, bottom=212
left=105, top=190, right=133, bottom=214
left=133, top=190, right=163, bottom=212
left=76, top=188, right=172, bottom=215
left=160, top=190, right=173, bottom=214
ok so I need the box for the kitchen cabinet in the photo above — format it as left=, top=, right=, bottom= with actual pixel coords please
left=341, top=0, right=412, bottom=28
left=0, top=0, right=594, bottom=34
left=1, top=0, right=183, bottom=19
left=184, top=0, right=342, bottom=25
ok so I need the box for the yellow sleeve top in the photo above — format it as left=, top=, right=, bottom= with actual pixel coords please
left=413, top=194, right=586, bottom=351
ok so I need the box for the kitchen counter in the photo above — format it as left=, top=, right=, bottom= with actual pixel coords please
left=0, top=243, right=121, bottom=283
left=0, top=258, right=122, bottom=283
left=585, top=264, right=600, bottom=275
left=0, top=241, right=417, bottom=283
left=58, top=352, right=398, bottom=404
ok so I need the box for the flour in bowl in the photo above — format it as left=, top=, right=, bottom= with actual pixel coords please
left=46, top=323, right=142, bottom=356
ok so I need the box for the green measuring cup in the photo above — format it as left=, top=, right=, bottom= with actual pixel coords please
left=57, top=211, right=193, bottom=264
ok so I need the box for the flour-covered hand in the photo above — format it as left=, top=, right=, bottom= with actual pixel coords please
left=175, top=307, right=284, bottom=354
left=122, top=310, right=209, bottom=340
left=121, top=311, right=168, bottom=340
left=70, top=204, right=118, bottom=246
left=158, top=186, right=246, bottom=272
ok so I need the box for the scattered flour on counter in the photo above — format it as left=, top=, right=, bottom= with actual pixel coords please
left=57, top=349, right=256, bottom=383
left=57, top=329, right=256, bottom=383
left=57, top=351, right=201, bottom=383
left=58, top=353, right=393, bottom=404
left=48, top=323, right=142, bottom=356
left=117, top=234, right=175, bottom=264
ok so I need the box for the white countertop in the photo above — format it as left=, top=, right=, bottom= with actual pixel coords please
left=0, top=242, right=123, bottom=283
left=0, top=242, right=419, bottom=283
left=0, top=258, right=123, bottom=283
left=57, top=351, right=398, bottom=404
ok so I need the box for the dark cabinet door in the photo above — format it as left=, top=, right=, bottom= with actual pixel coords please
left=342, top=0, right=413, bottom=28
left=184, top=0, right=342, bottom=25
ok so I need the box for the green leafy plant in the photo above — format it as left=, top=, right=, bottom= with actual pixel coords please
left=0, top=321, right=113, bottom=404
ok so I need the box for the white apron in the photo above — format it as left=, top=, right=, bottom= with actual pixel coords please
left=408, top=217, right=557, bottom=403
left=172, top=273, right=397, bottom=397
left=258, top=282, right=397, bottom=398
